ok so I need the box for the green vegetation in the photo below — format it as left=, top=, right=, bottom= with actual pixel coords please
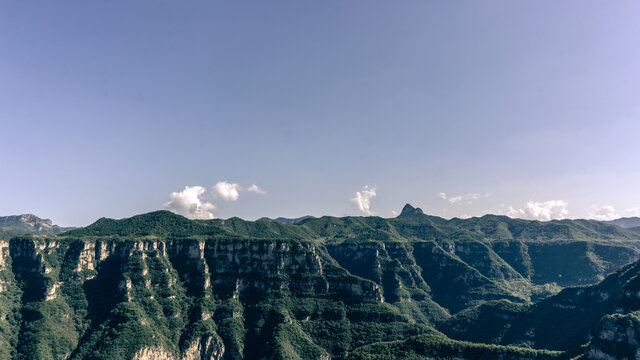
left=64, top=211, right=224, bottom=238
left=348, top=333, right=565, bottom=360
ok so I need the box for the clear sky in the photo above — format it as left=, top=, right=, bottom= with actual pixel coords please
left=1, top=1, right=639, bottom=226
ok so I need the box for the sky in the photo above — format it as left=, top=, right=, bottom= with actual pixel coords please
left=1, top=1, right=639, bottom=226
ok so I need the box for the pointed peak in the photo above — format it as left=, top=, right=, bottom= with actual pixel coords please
left=400, top=204, right=424, bottom=217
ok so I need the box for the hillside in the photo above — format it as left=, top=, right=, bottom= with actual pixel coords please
left=441, top=258, right=640, bottom=356
left=0, top=214, right=74, bottom=239
left=606, top=217, right=640, bottom=229
left=0, top=207, right=639, bottom=359
left=348, top=333, right=564, bottom=360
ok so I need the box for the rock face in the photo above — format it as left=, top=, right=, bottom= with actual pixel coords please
left=132, top=347, right=176, bottom=360
left=586, top=312, right=640, bottom=360
left=182, top=336, right=225, bottom=360
left=0, top=236, right=395, bottom=360
left=0, top=241, right=9, bottom=269
left=132, top=336, right=225, bottom=360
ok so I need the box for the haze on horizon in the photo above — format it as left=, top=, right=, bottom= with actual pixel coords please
left=1, top=1, right=639, bottom=227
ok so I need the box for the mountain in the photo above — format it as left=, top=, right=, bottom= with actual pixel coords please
left=257, top=215, right=315, bottom=224
left=1, top=206, right=640, bottom=359
left=605, top=217, right=640, bottom=229
left=0, top=214, right=74, bottom=239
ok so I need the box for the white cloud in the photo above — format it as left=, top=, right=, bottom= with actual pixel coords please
left=351, top=186, right=376, bottom=215
left=391, top=210, right=399, bottom=216
left=506, top=200, right=569, bottom=221
left=164, top=186, right=216, bottom=220
left=246, top=184, right=266, bottom=195
left=624, top=207, right=640, bottom=217
left=588, top=205, right=620, bottom=221
left=211, top=181, right=241, bottom=201
left=586, top=205, right=640, bottom=220
left=449, top=193, right=481, bottom=204
left=438, top=192, right=489, bottom=204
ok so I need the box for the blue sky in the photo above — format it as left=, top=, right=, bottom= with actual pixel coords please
left=1, top=1, right=639, bottom=226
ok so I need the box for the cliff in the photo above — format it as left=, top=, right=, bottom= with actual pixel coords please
left=0, top=235, right=422, bottom=359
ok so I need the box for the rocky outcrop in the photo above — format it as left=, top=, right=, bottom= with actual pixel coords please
left=182, top=336, right=225, bottom=360
left=0, top=241, right=9, bottom=269
left=75, top=242, right=96, bottom=271
left=586, top=312, right=640, bottom=360
left=132, top=336, right=225, bottom=360
left=132, top=346, right=176, bottom=360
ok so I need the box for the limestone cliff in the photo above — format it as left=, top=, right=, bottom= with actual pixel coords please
left=0, top=236, right=395, bottom=359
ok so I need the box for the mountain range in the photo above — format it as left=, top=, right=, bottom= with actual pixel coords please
left=1, top=206, right=640, bottom=359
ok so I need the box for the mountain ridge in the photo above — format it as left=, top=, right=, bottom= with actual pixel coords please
left=605, top=216, right=640, bottom=229
left=0, top=214, right=74, bottom=239
left=257, top=215, right=316, bottom=224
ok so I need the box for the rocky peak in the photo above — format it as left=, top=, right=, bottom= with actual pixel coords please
left=0, top=214, right=50, bottom=228
left=399, top=204, right=424, bottom=217
left=0, top=214, right=72, bottom=237
left=20, top=214, right=53, bottom=229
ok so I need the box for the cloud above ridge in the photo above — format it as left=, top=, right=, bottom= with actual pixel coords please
left=164, top=185, right=216, bottom=219
left=165, top=181, right=266, bottom=219
left=588, top=205, right=620, bottom=221
left=587, top=205, right=640, bottom=220
left=506, top=200, right=568, bottom=221
left=351, top=186, right=376, bottom=215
